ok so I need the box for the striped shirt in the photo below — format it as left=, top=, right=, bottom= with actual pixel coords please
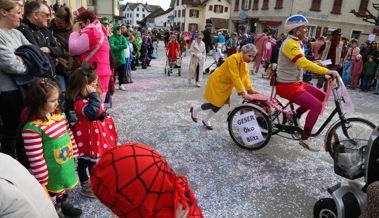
left=22, top=114, right=78, bottom=186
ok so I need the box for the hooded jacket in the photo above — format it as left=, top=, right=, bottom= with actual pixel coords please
left=109, top=24, right=128, bottom=64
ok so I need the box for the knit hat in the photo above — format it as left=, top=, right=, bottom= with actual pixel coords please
left=90, top=143, right=204, bottom=218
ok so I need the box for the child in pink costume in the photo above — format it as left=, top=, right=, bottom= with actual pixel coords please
left=349, top=54, right=363, bottom=89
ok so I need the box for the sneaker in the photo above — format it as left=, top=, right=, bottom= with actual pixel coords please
left=80, top=181, right=96, bottom=198
left=299, top=138, right=320, bottom=152
left=195, top=82, right=201, bottom=87
left=119, top=85, right=127, bottom=91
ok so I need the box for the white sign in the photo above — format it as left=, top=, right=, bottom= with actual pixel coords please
left=235, top=111, right=265, bottom=146
left=322, top=59, right=332, bottom=66
left=368, top=34, right=376, bottom=42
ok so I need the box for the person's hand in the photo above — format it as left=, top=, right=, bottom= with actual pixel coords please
left=327, top=70, right=340, bottom=81
left=72, top=22, right=81, bottom=33
left=15, top=55, right=24, bottom=63
left=242, top=93, right=253, bottom=101
left=192, top=54, right=196, bottom=57
left=86, top=84, right=96, bottom=94
left=40, top=47, right=51, bottom=53
left=247, top=90, right=259, bottom=94
left=314, top=60, right=323, bottom=66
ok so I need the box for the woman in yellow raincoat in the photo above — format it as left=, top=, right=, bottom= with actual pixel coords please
left=190, top=44, right=259, bottom=130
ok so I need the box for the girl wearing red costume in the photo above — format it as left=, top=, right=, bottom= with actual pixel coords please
left=66, top=63, right=118, bottom=198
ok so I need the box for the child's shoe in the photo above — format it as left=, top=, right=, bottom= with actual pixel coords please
left=80, top=181, right=96, bottom=198
left=60, top=201, right=82, bottom=217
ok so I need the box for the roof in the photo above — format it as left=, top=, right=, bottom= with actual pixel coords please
left=141, top=8, right=165, bottom=22
left=122, top=2, right=161, bottom=12
left=181, top=0, right=210, bottom=5
left=210, top=17, right=228, bottom=29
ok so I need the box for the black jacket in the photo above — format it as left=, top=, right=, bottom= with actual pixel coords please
left=17, top=18, right=64, bottom=79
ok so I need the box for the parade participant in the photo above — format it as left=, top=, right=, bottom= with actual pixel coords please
left=349, top=54, right=363, bottom=89
left=341, top=38, right=360, bottom=85
left=252, top=28, right=269, bottom=74
left=275, top=15, right=339, bottom=152
left=165, top=35, right=180, bottom=69
left=317, top=29, right=344, bottom=91
left=66, top=63, right=118, bottom=198
left=22, top=78, right=82, bottom=217
left=190, top=44, right=259, bottom=130
left=0, top=0, right=30, bottom=168
left=69, top=9, right=111, bottom=104
left=90, top=142, right=204, bottom=218
left=188, top=32, right=206, bottom=87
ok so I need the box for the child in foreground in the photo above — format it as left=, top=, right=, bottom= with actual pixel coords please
left=22, top=78, right=82, bottom=217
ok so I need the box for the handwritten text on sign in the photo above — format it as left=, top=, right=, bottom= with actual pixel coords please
left=235, top=111, right=264, bottom=146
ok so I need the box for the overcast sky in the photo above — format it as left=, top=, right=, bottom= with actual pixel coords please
left=120, top=0, right=171, bottom=11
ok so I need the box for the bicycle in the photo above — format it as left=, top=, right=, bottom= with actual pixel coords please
left=227, top=75, right=375, bottom=159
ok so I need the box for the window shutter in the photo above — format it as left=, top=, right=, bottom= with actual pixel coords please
left=315, top=26, right=321, bottom=38
left=322, top=27, right=328, bottom=36
left=235, top=0, right=239, bottom=11
left=188, top=23, right=191, bottom=31
left=190, top=9, right=192, bottom=17
left=209, top=5, right=212, bottom=11
left=225, top=7, right=228, bottom=12
left=241, top=0, right=245, bottom=9
left=249, top=0, right=252, bottom=9
left=214, top=5, right=216, bottom=12
left=183, top=9, right=185, bottom=17
left=196, top=10, right=199, bottom=18
left=221, top=6, right=224, bottom=13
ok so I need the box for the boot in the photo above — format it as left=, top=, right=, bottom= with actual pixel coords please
left=60, top=201, right=82, bottom=217
left=80, top=181, right=96, bottom=198
left=142, top=62, right=147, bottom=69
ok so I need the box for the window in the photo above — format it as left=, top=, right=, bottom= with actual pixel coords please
left=234, top=0, right=239, bottom=11
left=127, top=8, right=129, bottom=11
left=225, top=7, right=228, bottom=12
left=175, top=11, right=177, bottom=17
left=87, top=0, right=93, bottom=5
left=358, top=0, right=369, bottom=15
left=331, top=0, right=342, bottom=13
left=182, top=9, right=185, bottom=17
left=275, top=0, right=283, bottom=8
left=308, top=26, right=316, bottom=38
left=262, top=0, right=269, bottom=9
left=188, top=23, right=198, bottom=31
left=214, top=5, right=224, bottom=13
left=136, top=14, right=139, bottom=18
left=177, top=0, right=179, bottom=5
left=178, top=10, right=181, bottom=17
left=209, top=5, right=213, bottom=11
left=190, top=9, right=199, bottom=18
left=253, top=0, right=259, bottom=9
left=244, top=0, right=251, bottom=9
left=143, top=14, right=145, bottom=18
left=310, top=0, right=321, bottom=11
left=137, top=8, right=139, bottom=11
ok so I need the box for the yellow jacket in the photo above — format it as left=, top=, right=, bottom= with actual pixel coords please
left=204, top=52, right=253, bottom=107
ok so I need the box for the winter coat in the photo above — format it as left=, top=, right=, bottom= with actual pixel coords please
left=48, top=19, right=73, bottom=75
left=109, top=24, right=128, bottom=64
left=204, top=52, right=253, bottom=107
left=165, top=41, right=180, bottom=59
left=350, top=59, right=363, bottom=76
left=363, top=61, right=377, bottom=77
left=188, top=40, right=206, bottom=81
left=18, top=18, right=64, bottom=79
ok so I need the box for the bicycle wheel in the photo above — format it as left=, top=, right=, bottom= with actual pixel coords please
left=326, top=117, right=375, bottom=160
left=228, top=105, right=272, bottom=150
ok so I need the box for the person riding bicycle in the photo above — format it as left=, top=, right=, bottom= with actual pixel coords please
left=275, top=15, right=340, bottom=152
